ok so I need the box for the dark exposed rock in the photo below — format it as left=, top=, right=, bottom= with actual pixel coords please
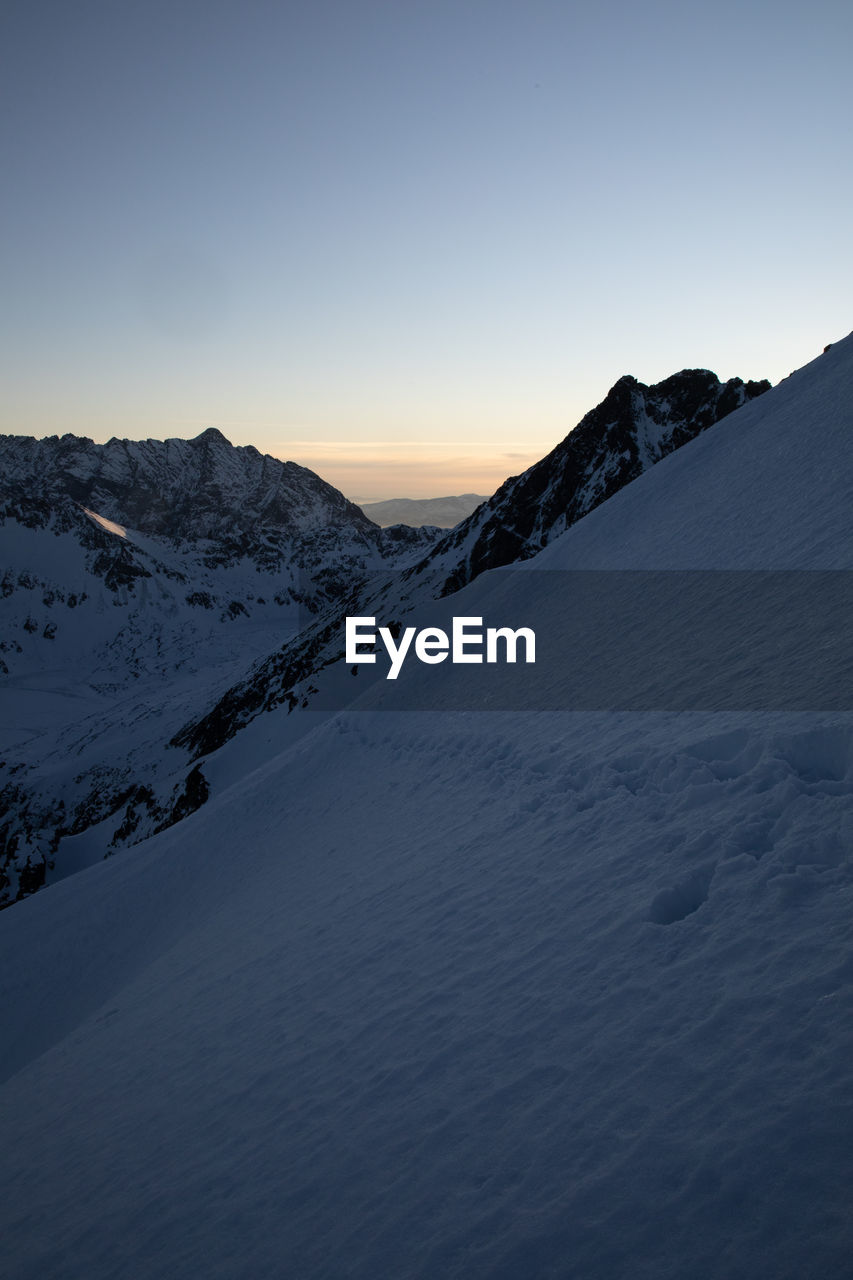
left=154, top=766, right=210, bottom=832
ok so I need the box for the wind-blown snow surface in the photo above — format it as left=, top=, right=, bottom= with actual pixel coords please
left=1, top=337, right=852, bottom=1279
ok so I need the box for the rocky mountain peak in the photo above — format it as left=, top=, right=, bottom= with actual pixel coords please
left=421, top=367, right=772, bottom=595
left=191, top=427, right=232, bottom=446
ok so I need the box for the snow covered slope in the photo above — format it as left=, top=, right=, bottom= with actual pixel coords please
left=1, top=336, right=850, bottom=1280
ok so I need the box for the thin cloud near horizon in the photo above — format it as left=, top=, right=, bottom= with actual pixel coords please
left=285, top=449, right=539, bottom=503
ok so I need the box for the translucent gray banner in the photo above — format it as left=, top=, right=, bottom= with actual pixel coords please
left=335, top=571, right=853, bottom=711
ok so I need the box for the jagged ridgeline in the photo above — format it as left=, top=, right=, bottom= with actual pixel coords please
left=425, top=368, right=771, bottom=594
left=0, top=426, right=436, bottom=636
left=0, top=368, right=770, bottom=904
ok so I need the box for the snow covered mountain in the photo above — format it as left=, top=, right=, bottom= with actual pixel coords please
left=1, top=333, right=850, bottom=1280
left=0, top=429, right=437, bottom=902
left=0, top=425, right=437, bottom=670
left=415, top=368, right=770, bottom=595
left=2, top=424, right=399, bottom=541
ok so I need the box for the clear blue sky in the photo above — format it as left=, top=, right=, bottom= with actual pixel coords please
left=2, top=0, right=850, bottom=498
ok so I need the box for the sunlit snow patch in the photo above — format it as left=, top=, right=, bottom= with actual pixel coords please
left=82, top=507, right=128, bottom=538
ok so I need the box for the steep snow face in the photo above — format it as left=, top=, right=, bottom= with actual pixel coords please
left=184, top=335, right=850, bottom=760
left=526, top=338, right=853, bottom=571
left=0, top=338, right=851, bottom=1280
left=81, top=508, right=127, bottom=537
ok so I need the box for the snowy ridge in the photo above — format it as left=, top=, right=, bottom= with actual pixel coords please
left=0, top=426, right=437, bottom=583
left=0, top=335, right=851, bottom=1278
left=412, top=368, right=770, bottom=595
left=2, top=426, right=373, bottom=540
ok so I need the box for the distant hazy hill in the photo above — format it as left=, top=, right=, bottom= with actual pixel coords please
left=356, top=493, right=488, bottom=527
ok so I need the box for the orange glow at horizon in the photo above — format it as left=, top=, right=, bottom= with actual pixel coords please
left=270, top=442, right=542, bottom=502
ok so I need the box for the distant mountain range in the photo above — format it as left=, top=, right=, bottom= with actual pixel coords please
left=356, top=494, right=488, bottom=528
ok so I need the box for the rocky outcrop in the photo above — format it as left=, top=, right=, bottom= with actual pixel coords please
left=413, top=370, right=771, bottom=596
